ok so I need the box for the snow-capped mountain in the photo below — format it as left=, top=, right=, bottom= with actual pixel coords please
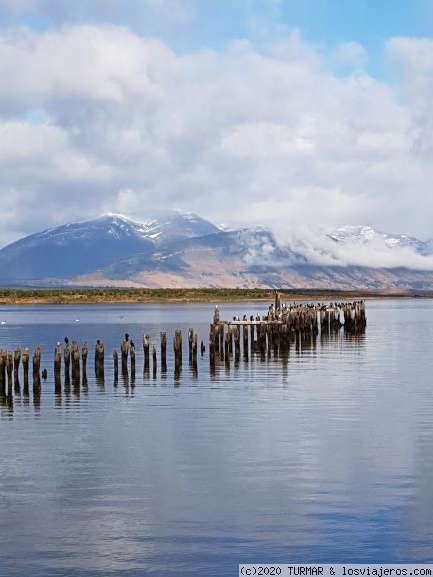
left=123, top=211, right=221, bottom=245
left=1, top=213, right=433, bottom=289
left=0, top=211, right=220, bottom=281
left=328, top=225, right=432, bottom=256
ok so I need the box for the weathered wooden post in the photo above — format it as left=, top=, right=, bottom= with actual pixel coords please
left=188, top=328, right=194, bottom=363
left=224, top=329, right=230, bottom=358
left=242, top=324, right=249, bottom=359
left=54, top=342, right=62, bottom=378
left=130, top=341, right=136, bottom=380
left=71, top=341, right=80, bottom=385
left=64, top=343, right=71, bottom=383
left=13, top=346, right=21, bottom=391
left=113, top=349, right=119, bottom=382
left=272, top=323, right=279, bottom=356
left=33, top=345, right=41, bottom=389
left=173, top=330, right=182, bottom=377
left=213, top=323, right=220, bottom=355
left=191, top=333, right=198, bottom=377
left=219, top=323, right=224, bottom=360
left=259, top=323, right=267, bottom=356
left=143, top=334, right=150, bottom=371
left=0, top=351, right=5, bottom=397
left=152, top=345, right=157, bottom=379
left=6, top=352, right=13, bottom=398
left=209, top=324, right=215, bottom=365
left=22, top=347, right=29, bottom=395
left=174, top=330, right=182, bottom=365
left=213, top=305, right=220, bottom=325
left=94, top=340, right=104, bottom=380
left=161, top=332, right=167, bottom=374
left=121, top=339, right=129, bottom=375
left=54, top=344, right=62, bottom=395
left=280, top=323, right=288, bottom=354
left=81, top=342, right=88, bottom=385
left=275, top=290, right=281, bottom=311
left=233, top=326, right=240, bottom=362
left=192, top=333, right=198, bottom=362
left=266, top=324, right=272, bottom=356
left=250, top=322, right=255, bottom=353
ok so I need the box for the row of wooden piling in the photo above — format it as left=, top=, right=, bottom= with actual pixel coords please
left=0, top=326, right=202, bottom=395
left=0, top=301, right=366, bottom=396
left=0, top=346, right=37, bottom=397
left=208, top=300, right=367, bottom=363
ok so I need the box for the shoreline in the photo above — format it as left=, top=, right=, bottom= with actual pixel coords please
left=0, top=288, right=431, bottom=306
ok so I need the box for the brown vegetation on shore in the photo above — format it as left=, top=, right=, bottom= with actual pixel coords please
left=0, top=287, right=426, bottom=306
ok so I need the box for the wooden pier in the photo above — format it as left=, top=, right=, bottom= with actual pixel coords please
left=0, top=294, right=366, bottom=407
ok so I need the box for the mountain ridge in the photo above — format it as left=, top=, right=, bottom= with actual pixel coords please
left=0, top=211, right=432, bottom=289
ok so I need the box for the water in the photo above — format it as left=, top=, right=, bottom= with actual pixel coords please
left=0, top=299, right=432, bottom=575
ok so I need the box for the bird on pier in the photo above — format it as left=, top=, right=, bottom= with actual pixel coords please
left=42, top=368, right=47, bottom=380
left=125, top=333, right=129, bottom=342
left=130, top=339, right=135, bottom=349
left=64, top=337, right=69, bottom=345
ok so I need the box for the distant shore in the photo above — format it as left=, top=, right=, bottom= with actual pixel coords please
left=0, top=287, right=430, bottom=306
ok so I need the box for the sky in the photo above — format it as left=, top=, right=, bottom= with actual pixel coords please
left=0, top=0, right=433, bottom=249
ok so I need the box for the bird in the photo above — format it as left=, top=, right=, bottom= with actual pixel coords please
left=42, top=368, right=47, bottom=380
left=125, top=333, right=129, bottom=342
left=0, top=320, right=6, bottom=325
left=201, top=340, right=206, bottom=356
left=64, top=337, right=69, bottom=345
left=130, top=339, right=135, bottom=349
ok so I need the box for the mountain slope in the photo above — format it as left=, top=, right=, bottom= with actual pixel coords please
left=0, top=211, right=219, bottom=281
left=328, top=225, right=432, bottom=256
left=1, top=213, right=433, bottom=289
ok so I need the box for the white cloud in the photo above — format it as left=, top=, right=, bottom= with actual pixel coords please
left=0, top=24, right=432, bottom=258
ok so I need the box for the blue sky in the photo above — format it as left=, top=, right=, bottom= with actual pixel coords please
left=2, top=1, right=432, bottom=65
left=0, top=0, right=432, bottom=262
left=2, top=1, right=432, bottom=60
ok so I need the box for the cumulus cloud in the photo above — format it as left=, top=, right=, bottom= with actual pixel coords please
left=387, top=37, right=433, bottom=158
left=0, top=24, right=432, bottom=259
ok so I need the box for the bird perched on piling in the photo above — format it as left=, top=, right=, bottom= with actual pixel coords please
left=130, top=339, right=135, bottom=349
left=64, top=337, right=69, bottom=345
left=125, top=333, right=129, bottom=342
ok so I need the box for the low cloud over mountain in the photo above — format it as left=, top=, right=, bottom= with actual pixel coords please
left=1, top=211, right=433, bottom=290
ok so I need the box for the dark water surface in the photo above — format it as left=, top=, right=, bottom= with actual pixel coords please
left=0, top=300, right=432, bottom=576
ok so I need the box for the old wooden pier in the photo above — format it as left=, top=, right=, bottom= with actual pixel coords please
left=0, top=296, right=366, bottom=404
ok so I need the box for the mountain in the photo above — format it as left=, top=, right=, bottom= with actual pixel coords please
left=0, top=211, right=220, bottom=282
left=328, top=225, right=432, bottom=256
left=1, top=213, right=433, bottom=290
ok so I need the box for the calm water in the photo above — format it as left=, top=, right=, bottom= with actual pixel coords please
left=0, top=299, right=432, bottom=576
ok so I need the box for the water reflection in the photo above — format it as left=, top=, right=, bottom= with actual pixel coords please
left=2, top=301, right=432, bottom=576
left=0, top=327, right=367, bottom=414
